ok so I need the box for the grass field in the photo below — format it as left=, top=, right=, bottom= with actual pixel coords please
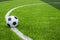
left=0, top=0, right=60, bottom=40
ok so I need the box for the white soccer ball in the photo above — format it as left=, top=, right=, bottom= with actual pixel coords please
left=6, top=16, right=18, bottom=28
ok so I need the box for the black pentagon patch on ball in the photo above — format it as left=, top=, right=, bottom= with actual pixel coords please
left=13, top=22, right=16, bottom=25
left=7, top=24, right=10, bottom=27
left=14, top=16, right=17, bottom=19
left=8, top=17, right=11, bottom=21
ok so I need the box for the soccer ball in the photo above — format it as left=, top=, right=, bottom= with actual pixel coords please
left=6, top=16, right=18, bottom=28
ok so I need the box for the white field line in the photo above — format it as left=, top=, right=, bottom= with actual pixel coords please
left=5, top=3, right=40, bottom=19
left=5, top=3, right=41, bottom=40
left=11, top=28, right=32, bottom=40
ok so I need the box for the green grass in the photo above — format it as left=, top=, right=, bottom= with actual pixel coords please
left=41, top=0, right=60, bottom=9
left=0, top=0, right=60, bottom=40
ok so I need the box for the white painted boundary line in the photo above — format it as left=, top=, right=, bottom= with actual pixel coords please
left=11, top=28, right=32, bottom=40
left=5, top=3, right=40, bottom=19
left=5, top=3, right=40, bottom=40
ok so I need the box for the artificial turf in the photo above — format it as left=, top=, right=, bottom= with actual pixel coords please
left=0, top=0, right=60, bottom=40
